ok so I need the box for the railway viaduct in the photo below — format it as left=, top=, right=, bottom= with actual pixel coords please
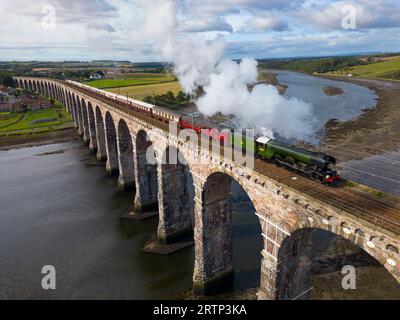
left=14, top=76, right=400, bottom=299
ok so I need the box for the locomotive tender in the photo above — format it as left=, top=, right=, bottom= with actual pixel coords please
left=66, top=80, right=340, bottom=186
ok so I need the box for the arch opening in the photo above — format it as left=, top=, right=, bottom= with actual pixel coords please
left=95, top=106, right=107, bottom=162
left=275, top=228, right=400, bottom=300
left=194, top=172, right=263, bottom=296
left=116, top=119, right=135, bottom=192
left=81, top=99, right=90, bottom=143
left=104, top=112, right=119, bottom=176
left=134, top=130, right=158, bottom=212
left=87, top=102, right=98, bottom=152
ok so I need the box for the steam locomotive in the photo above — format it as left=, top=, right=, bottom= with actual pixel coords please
left=229, top=133, right=340, bottom=185
left=66, top=80, right=340, bottom=186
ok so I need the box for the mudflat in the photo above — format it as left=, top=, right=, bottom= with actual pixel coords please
left=321, top=76, right=400, bottom=162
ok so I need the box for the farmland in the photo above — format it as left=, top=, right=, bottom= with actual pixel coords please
left=326, top=56, right=400, bottom=80
left=84, top=73, right=177, bottom=89
left=107, top=81, right=182, bottom=101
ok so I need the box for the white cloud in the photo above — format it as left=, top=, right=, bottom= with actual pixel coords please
left=0, top=0, right=399, bottom=61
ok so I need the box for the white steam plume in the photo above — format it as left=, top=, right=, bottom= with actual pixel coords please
left=138, top=0, right=318, bottom=142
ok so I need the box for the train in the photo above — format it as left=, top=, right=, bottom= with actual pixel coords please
left=66, top=80, right=227, bottom=142
left=65, top=80, right=340, bottom=186
left=229, top=133, right=340, bottom=185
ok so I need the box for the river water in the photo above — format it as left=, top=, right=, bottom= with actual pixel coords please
left=0, top=141, right=262, bottom=299
left=276, top=70, right=378, bottom=127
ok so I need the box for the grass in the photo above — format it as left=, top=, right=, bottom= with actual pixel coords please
left=326, top=57, right=400, bottom=80
left=0, top=113, right=24, bottom=129
left=84, top=73, right=177, bottom=89
left=0, top=107, right=73, bottom=136
left=107, top=81, right=182, bottom=101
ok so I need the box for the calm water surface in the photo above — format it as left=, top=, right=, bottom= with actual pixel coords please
left=276, top=70, right=378, bottom=127
left=0, top=141, right=262, bottom=299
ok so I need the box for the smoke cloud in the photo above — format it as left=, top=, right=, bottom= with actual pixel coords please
left=138, top=0, right=318, bottom=142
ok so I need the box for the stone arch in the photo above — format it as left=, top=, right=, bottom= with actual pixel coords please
left=116, top=119, right=135, bottom=191
left=28, top=80, right=32, bottom=91
left=157, top=146, right=195, bottom=243
left=75, top=95, right=84, bottom=136
left=61, top=89, right=67, bottom=111
left=24, top=80, right=28, bottom=90
left=80, top=98, right=90, bottom=143
left=63, top=89, right=67, bottom=107
left=274, top=227, right=400, bottom=300
left=32, top=81, right=37, bottom=93
left=69, top=92, right=77, bottom=125
left=95, top=106, right=107, bottom=161
left=104, top=112, right=119, bottom=176
left=44, top=83, right=49, bottom=96
left=193, top=171, right=263, bottom=295
left=51, top=83, right=56, bottom=99
left=133, top=129, right=158, bottom=212
left=39, top=82, right=44, bottom=95
left=14, top=79, right=19, bottom=88
left=87, top=102, right=98, bottom=152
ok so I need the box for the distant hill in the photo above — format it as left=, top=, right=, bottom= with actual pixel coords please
left=259, top=53, right=400, bottom=81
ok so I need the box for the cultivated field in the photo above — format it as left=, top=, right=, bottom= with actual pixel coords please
left=107, top=81, right=182, bottom=101
left=327, top=56, right=400, bottom=80
left=84, top=73, right=177, bottom=89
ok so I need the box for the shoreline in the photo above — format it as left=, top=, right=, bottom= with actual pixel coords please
left=0, top=128, right=78, bottom=151
left=316, top=75, right=400, bottom=162
left=258, top=70, right=287, bottom=94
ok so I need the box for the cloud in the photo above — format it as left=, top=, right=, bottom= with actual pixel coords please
left=180, top=18, right=233, bottom=33
left=0, top=0, right=399, bottom=61
left=87, top=23, right=116, bottom=33
left=306, top=0, right=400, bottom=30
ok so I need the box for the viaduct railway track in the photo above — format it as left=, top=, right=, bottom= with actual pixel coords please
left=255, top=159, right=400, bottom=234
left=62, top=81, right=400, bottom=235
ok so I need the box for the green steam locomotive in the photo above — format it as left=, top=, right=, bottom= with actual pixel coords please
left=229, top=133, right=340, bottom=185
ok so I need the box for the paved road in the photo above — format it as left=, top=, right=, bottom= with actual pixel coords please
left=340, top=151, right=400, bottom=196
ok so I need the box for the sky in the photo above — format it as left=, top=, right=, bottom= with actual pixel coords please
left=0, top=0, right=399, bottom=61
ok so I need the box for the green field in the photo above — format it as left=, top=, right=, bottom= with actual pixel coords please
left=107, top=81, right=182, bottom=101
left=326, top=57, right=400, bottom=80
left=84, top=73, right=177, bottom=89
left=0, top=106, right=73, bottom=136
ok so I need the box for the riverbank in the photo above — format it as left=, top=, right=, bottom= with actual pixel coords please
left=320, top=76, right=400, bottom=162
left=0, top=127, right=78, bottom=150
left=258, top=70, right=287, bottom=94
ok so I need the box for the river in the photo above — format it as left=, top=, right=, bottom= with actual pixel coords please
left=275, top=70, right=378, bottom=127
left=0, top=141, right=262, bottom=299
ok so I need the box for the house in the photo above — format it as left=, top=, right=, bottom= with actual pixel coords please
left=89, top=73, right=103, bottom=80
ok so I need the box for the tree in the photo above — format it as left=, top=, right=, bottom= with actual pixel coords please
left=143, top=95, right=153, bottom=103
left=165, top=91, right=175, bottom=101
left=2, top=75, right=15, bottom=88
